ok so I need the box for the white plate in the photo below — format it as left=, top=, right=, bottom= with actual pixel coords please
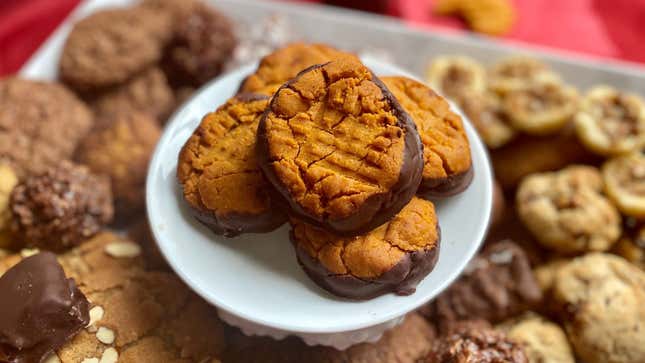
left=146, top=58, right=493, bottom=338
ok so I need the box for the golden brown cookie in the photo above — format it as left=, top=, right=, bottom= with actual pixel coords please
left=291, top=197, right=439, bottom=300
left=553, top=253, right=645, bottom=363
left=60, top=7, right=172, bottom=90
left=602, top=152, right=645, bottom=218
left=426, top=55, right=486, bottom=101
left=575, top=86, right=645, bottom=156
left=382, top=76, right=473, bottom=196
left=178, top=94, right=287, bottom=236
left=76, top=112, right=160, bottom=218
left=488, top=57, right=560, bottom=94
left=460, top=90, right=517, bottom=149
left=258, top=58, right=424, bottom=235
left=612, top=225, right=645, bottom=270
left=238, top=42, right=355, bottom=96
left=223, top=313, right=435, bottom=363
left=434, top=0, right=516, bottom=36
left=0, top=164, right=18, bottom=249
left=516, top=165, right=621, bottom=254
left=0, top=78, right=94, bottom=179
left=497, top=313, right=575, bottom=363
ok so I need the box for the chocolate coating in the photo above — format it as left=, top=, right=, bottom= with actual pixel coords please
left=257, top=60, right=424, bottom=236
left=0, top=252, right=89, bottom=363
left=419, top=165, right=474, bottom=198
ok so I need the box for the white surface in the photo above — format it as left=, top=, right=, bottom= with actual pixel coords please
left=146, top=58, right=493, bottom=339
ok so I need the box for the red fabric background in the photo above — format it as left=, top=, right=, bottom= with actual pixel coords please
left=1, top=0, right=644, bottom=76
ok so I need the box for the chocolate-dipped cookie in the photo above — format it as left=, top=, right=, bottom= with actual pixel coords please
left=291, top=197, right=439, bottom=300
left=178, top=94, right=287, bottom=236
left=258, top=58, right=424, bottom=235
left=382, top=76, right=473, bottom=196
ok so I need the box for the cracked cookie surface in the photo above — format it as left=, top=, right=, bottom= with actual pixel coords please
left=178, top=94, right=287, bottom=236
left=258, top=58, right=424, bottom=235
left=383, top=76, right=472, bottom=196
left=291, top=197, right=439, bottom=299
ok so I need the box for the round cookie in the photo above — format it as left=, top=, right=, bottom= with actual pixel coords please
left=59, top=7, right=172, bottom=90
left=382, top=76, right=473, bottom=196
left=76, top=112, right=160, bottom=218
left=488, top=57, right=560, bottom=94
left=553, top=253, right=645, bottom=363
left=9, top=161, right=113, bottom=252
left=575, top=86, right=645, bottom=156
left=258, top=58, right=424, bottom=235
left=178, top=94, right=287, bottom=236
left=460, top=90, right=517, bottom=149
left=0, top=78, right=94, bottom=179
left=426, top=55, right=486, bottom=102
left=238, top=42, right=355, bottom=96
left=603, top=152, right=645, bottom=218
left=516, top=165, right=621, bottom=254
left=291, top=197, right=440, bottom=300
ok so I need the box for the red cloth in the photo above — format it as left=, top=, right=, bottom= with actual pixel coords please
left=1, top=0, right=644, bottom=77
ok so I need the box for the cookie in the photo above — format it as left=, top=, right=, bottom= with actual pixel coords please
left=0, top=164, right=18, bottom=250
left=258, top=58, right=424, bottom=235
left=490, top=179, right=506, bottom=228
left=602, top=152, right=645, bottom=218
left=488, top=57, right=560, bottom=94
left=127, top=219, right=170, bottom=271
left=423, top=320, right=528, bottom=363
left=291, top=197, right=439, bottom=299
left=503, top=81, right=578, bottom=135
left=516, top=165, right=621, bottom=254
left=89, top=67, right=175, bottom=122
left=460, top=90, right=517, bottom=148
left=612, top=225, right=645, bottom=270
left=553, top=253, right=645, bottom=363
left=434, top=0, right=516, bottom=36
left=382, top=76, right=473, bottom=196
left=426, top=55, right=486, bottom=101
left=575, top=86, right=645, bottom=156
left=0, top=252, right=90, bottom=363
left=177, top=94, right=287, bottom=237
left=223, top=313, right=435, bottom=363
left=0, top=77, right=94, bottom=179
left=76, top=112, right=160, bottom=218
left=420, top=240, right=541, bottom=332
left=60, top=7, right=172, bottom=90
left=9, top=161, right=114, bottom=252
left=239, top=42, right=355, bottom=96
left=497, top=313, right=575, bottom=363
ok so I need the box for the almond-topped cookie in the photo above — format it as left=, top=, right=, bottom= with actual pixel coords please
left=178, top=94, right=287, bottom=236
left=290, top=197, right=440, bottom=300
left=382, top=76, right=473, bottom=196
left=257, top=57, right=424, bottom=235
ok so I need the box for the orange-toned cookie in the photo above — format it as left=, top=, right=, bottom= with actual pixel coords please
left=383, top=76, right=473, bottom=196
left=291, top=197, right=439, bottom=300
left=178, top=94, right=287, bottom=236
left=257, top=58, right=424, bottom=235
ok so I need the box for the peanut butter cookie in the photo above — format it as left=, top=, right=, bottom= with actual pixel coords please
left=239, top=42, right=355, bottom=96
left=258, top=58, right=424, bottom=235
left=488, top=57, right=560, bottom=94
left=426, top=55, right=486, bottom=101
left=382, top=76, right=473, bottom=196
left=516, top=165, right=621, bottom=254
left=575, top=86, right=645, bottom=156
left=291, top=197, right=439, bottom=299
left=602, top=152, right=645, bottom=219
left=553, top=253, right=645, bottom=363
left=178, top=94, right=287, bottom=237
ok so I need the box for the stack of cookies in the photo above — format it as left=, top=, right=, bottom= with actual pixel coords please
left=177, top=44, right=473, bottom=300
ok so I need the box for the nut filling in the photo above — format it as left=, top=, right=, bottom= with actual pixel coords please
left=257, top=58, right=424, bottom=235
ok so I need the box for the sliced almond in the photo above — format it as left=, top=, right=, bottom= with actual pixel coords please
left=87, top=306, right=105, bottom=331
left=81, top=358, right=99, bottom=363
left=99, top=348, right=118, bottom=363
left=20, top=248, right=40, bottom=258
left=105, top=241, right=141, bottom=258
left=43, top=353, right=61, bottom=363
left=96, top=327, right=115, bottom=345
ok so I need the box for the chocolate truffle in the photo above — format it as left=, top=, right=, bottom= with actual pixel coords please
left=291, top=197, right=440, bottom=300
left=258, top=58, right=424, bottom=235
left=0, top=252, right=89, bottom=363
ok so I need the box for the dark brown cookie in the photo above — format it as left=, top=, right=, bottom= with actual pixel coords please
left=9, top=161, right=113, bottom=252
left=0, top=77, right=94, bottom=179
left=76, top=112, right=160, bottom=219
left=291, top=197, right=440, bottom=300
left=60, top=7, right=172, bottom=90
left=382, top=76, right=473, bottom=196
left=223, top=313, right=435, bottom=363
left=420, top=240, right=541, bottom=332
left=258, top=58, right=424, bottom=235
left=178, top=94, right=287, bottom=237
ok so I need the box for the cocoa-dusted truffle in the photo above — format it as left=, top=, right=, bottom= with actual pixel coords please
left=178, top=94, right=287, bottom=236
left=0, top=252, right=89, bottom=363
left=258, top=57, right=424, bottom=235
left=291, top=197, right=440, bottom=300
left=9, top=161, right=113, bottom=252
